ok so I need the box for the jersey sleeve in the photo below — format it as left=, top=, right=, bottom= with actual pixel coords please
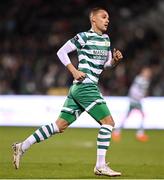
left=103, top=34, right=113, bottom=67
left=57, top=40, right=76, bottom=66
left=104, top=50, right=112, bottom=67
left=70, top=32, right=87, bottom=49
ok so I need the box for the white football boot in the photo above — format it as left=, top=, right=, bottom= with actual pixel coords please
left=94, top=163, right=121, bottom=177
left=12, top=143, right=24, bottom=169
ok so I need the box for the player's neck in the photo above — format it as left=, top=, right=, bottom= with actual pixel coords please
left=91, top=26, right=103, bottom=35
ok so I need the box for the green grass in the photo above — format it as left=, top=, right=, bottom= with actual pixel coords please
left=0, top=127, right=164, bottom=179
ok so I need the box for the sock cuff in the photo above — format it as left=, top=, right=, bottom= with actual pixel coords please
left=52, top=122, right=60, bottom=133
left=101, top=124, right=113, bottom=132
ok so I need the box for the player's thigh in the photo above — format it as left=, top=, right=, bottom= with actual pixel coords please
left=58, top=95, right=84, bottom=125
left=71, top=83, right=113, bottom=124
left=88, top=103, right=112, bottom=124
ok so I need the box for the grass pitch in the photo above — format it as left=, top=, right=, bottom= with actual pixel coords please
left=0, top=127, right=164, bottom=179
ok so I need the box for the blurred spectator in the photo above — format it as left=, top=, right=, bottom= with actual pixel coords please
left=0, top=0, right=163, bottom=95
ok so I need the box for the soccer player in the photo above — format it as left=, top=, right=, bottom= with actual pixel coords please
left=12, top=7, right=123, bottom=177
left=113, top=67, right=152, bottom=142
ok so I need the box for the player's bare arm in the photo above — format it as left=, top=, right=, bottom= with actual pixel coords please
left=67, top=63, right=86, bottom=81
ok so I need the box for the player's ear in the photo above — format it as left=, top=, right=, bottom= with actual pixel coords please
left=92, top=15, right=96, bottom=23
left=90, top=13, right=96, bottom=23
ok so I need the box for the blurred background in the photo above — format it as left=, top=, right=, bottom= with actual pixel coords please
left=0, top=0, right=164, bottom=96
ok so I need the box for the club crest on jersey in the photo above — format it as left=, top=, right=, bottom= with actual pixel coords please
left=105, top=40, right=110, bottom=46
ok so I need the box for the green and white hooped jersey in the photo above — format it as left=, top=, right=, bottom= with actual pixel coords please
left=70, top=30, right=111, bottom=84
left=129, top=75, right=150, bottom=101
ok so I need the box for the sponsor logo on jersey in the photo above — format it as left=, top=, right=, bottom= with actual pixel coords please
left=93, top=50, right=108, bottom=56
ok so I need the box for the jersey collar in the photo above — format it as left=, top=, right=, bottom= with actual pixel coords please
left=88, top=28, right=103, bottom=36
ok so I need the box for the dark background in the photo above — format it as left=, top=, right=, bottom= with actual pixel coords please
left=0, top=0, right=163, bottom=95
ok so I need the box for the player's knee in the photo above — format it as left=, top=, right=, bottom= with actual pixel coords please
left=55, top=118, right=69, bottom=133
left=110, top=120, right=115, bottom=127
left=100, top=115, right=115, bottom=127
left=106, top=118, right=115, bottom=127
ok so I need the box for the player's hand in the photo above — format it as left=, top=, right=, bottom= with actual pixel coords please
left=113, top=48, right=123, bottom=62
left=67, top=63, right=86, bottom=81
left=72, top=69, right=86, bottom=81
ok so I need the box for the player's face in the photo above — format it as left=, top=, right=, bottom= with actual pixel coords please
left=93, top=10, right=109, bottom=33
left=142, top=68, right=152, bottom=79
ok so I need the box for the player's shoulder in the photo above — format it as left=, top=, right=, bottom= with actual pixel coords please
left=76, top=31, right=88, bottom=41
left=102, top=33, right=109, bottom=38
left=82, top=30, right=98, bottom=37
left=76, top=31, right=88, bottom=36
left=103, top=34, right=110, bottom=41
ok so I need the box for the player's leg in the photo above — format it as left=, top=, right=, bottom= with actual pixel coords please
left=20, top=118, right=68, bottom=151
left=12, top=117, right=67, bottom=169
left=135, top=102, right=148, bottom=142
left=12, top=118, right=69, bottom=170
left=112, top=101, right=132, bottom=141
left=88, top=103, right=121, bottom=176
left=70, top=83, right=121, bottom=176
left=12, top=89, right=83, bottom=169
left=21, top=107, right=81, bottom=150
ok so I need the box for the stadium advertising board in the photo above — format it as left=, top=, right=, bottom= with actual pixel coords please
left=0, top=96, right=163, bottom=129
